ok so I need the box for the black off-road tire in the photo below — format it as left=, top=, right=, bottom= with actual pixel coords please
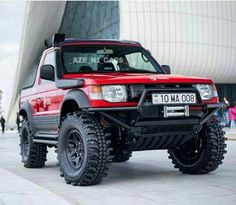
left=57, top=112, right=113, bottom=186
left=20, top=120, right=47, bottom=168
left=168, top=117, right=227, bottom=174
left=113, top=150, right=132, bottom=163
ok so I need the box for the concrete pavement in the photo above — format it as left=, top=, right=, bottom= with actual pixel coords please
left=0, top=131, right=235, bottom=205
left=0, top=167, right=71, bottom=205
left=225, top=127, right=236, bottom=140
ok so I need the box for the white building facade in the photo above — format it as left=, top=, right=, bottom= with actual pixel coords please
left=119, top=1, right=236, bottom=84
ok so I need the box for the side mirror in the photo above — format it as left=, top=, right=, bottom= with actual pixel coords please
left=162, top=65, right=171, bottom=74
left=40, top=65, right=54, bottom=81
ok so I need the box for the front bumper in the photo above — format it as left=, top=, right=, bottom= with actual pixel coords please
left=86, top=103, right=222, bottom=131
left=85, top=88, right=222, bottom=136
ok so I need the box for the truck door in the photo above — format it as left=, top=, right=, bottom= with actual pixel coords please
left=32, top=51, right=59, bottom=135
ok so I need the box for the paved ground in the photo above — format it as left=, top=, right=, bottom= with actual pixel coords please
left=225, top=128, right=236, bottom=140
left=0, top=131, right=236, bottom=205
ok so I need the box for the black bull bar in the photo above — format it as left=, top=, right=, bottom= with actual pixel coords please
left=85, top=88, right=223, bottom=134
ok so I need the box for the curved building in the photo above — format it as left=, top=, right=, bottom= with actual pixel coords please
left=59, top=1, right=236, bottom=83
left=119, top=1, right=236, bottom=84
left=9, top=1, right=236, bottom=120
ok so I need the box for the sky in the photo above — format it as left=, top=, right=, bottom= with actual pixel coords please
left=0, top=1, right=26, bottom=119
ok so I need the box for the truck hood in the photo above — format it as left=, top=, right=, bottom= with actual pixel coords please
left=63, top=73, right=213, bottom=85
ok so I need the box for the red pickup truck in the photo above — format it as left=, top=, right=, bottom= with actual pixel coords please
left=19, top=34, right=226, bottom=186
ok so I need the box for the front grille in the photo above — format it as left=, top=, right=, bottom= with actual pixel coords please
left=129, top=84, right=199, bottom=104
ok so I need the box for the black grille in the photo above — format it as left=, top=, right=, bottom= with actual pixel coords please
left=129, top=84, right=194, bottom=102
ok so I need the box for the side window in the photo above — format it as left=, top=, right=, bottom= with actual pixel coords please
left=40, top=52, right=55, bottom=84
left=22, top=63, right=38, bottom=88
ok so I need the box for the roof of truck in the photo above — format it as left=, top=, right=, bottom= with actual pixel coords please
left=62, top=38, right=142, bottom=46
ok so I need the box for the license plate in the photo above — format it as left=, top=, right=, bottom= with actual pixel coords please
left=152, top=93, right=196, bottom=104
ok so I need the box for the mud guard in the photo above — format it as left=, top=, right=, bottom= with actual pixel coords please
left=59, top=89, right=90, bottom=123
left=19, top=102, right=36, bottom=135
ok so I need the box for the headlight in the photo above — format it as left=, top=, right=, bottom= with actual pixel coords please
left=194, top=84, right=217, bottom=100
left=102, top=85, right=127, bottom=102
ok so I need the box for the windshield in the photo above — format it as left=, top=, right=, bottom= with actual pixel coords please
left=62, top=45, right=164, bottom=74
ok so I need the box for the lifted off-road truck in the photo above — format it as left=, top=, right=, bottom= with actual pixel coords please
left=19, top=34, right=226, bottom=186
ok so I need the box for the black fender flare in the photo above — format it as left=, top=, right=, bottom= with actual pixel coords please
left=59, top=89, right=90, bottom=123
left=19, top=102, right=36, bottom=134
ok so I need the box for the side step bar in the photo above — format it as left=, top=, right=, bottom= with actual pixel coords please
left=33, top=139, right=57, bottom=145
left=33, top=133, right=58, bottom=145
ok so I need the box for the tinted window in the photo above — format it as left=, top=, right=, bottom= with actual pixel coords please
left=62, top=45, right=163, bottom=74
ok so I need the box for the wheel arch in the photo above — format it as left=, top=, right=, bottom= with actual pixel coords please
left=59, top=90, right=90, bottom=124
left=19, top=102, right=35, bottom=134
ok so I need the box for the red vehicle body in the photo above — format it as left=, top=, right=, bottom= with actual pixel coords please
left=19, top=34, right=226, bottom=186
left=20, top=45, right=218, bottom=115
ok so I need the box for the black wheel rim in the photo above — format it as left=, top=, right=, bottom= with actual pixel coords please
left=66, top=130, right=85, bottom=170
left=173, top=129, right=207, bottom=165
left=21, top=128, right=30, bottom=159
